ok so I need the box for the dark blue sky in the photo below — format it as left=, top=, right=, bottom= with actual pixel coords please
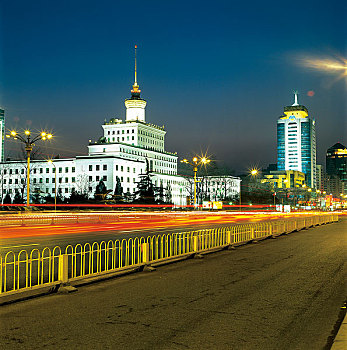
left=1, top=0, right=345, bottom=172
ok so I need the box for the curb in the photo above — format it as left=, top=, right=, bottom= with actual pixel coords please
left=331, top=313, right=347, bottom=349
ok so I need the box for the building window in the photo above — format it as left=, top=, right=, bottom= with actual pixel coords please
left=89, top=187, right=92, bottom=192
left=39, top=178, right=43, bottom=183
left=132, top=129, right=134, bottom=133
left=46, top=168, right=49, bottom=173
left=52, top=168, right=56, bottom=173
left=96, top=165, right=100, bottom=171
left=59, top=167, right=62, bottom=173
left=40, top=168, right=43, bottom=174
left=127, top=177, right=130, bottom=183
left=96, top=176, right=100, bottom=181
left=72, top=167, right=75, bottom=173
left=89, top=165, right=92, bottom=171
left=89, top=176, right=92, bottom=181
left=103, top=164, right=107, bottom=171
left=65, top=167, right=68, bottom=173
left=127, top=167, right=130, bottom=172
left=65, top=177, right=68, bottom=183
left=65, top=188, right=68, bottom=193
left=72, top=177, right=75, bottom=183
left=15, top=179, right=18, bottom=184
left=116, top=165, right=118, bottom=171
left=46, top=178, right=49, bottom=183
left=52, top=188, right=55, bottom=193
left=121, top=166, right=124, bottom=172
left=103, top=175, right=107, bottom=181
left=52, top=178, right=55, bottom=183
left=33, top=179, right=36, bottom=184
left=15, top=169, right=18, bottom=174
left=59, top=178, right=62, bottom=183
left=9, top=169, right=12, bottom=175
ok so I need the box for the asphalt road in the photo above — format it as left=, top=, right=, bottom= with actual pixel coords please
left=0, top=218, right=346, bottom=349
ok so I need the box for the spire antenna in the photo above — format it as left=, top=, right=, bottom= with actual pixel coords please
left=134, top=44, right=137, bottom=85
left=131, top=45, right=140, bottom=94
left=292, top=90, right=299, bottom=106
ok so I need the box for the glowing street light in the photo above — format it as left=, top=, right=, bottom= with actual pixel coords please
left=181, top=155, right=211, bottom=208
left=6, top=130, right=53, bottom=207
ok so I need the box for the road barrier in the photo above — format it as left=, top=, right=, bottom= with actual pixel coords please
left=0, top=214, right=338, bottom=299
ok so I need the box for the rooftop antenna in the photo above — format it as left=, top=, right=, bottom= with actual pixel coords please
left=131, top=45, right=140, bottom=93
left=292, top=90, right=299, bottom=106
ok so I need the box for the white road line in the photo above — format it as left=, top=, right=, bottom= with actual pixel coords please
left=0, top=243, right=40, bottom=249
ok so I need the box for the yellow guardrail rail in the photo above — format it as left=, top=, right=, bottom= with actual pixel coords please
left=0, top=214, right=339, bottom=296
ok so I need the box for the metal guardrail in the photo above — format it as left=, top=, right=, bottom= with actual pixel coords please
left=0, top=214, right=338, bottom=296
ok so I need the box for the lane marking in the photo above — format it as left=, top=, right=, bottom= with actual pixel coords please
left=0, top=243, right=40, bottom=249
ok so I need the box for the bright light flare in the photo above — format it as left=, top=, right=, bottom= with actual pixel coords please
left=10, top=130, right=17, bottom=136
left=250, top=168, right=259, bottom=176
left=24, top=130, right=31, bottom=136
left=297, top=55, right=347, bottom=82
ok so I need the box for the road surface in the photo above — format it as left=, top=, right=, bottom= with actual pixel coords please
left=0, top=217, right=345, bottom=349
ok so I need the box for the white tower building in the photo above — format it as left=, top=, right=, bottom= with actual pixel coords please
left=124, top=45, right=147, bottom=122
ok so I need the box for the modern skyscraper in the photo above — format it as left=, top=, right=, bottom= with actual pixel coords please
left=277, top=93, right=316, bottom=188
left=0, top=108, right=4, bottom=162
left=326, top=143, right=347, bottom=194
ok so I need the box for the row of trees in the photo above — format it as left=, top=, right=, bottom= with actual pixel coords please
left=1, top=171, right=173, bottom=206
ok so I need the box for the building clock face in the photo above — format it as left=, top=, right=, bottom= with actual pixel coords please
left=289, top=115, right=296, bottom=121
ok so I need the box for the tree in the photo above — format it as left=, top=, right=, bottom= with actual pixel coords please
left=165, top=184, right=173, bottom=204
left=157, top=180, right=165, bottom=204
left=13, top=191, right=23, bottom=204
left=95, top=180, right=110, bottom=200
left=3, top=193, right=12, bottom=204
left=133, top=173, right=156, bottom=204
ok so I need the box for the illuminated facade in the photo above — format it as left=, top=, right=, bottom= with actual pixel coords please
left=0, top=47, right=240, bottom=205
left=262, top=170, right=306, bottom=189
left=0, top=108, right=4, bottom=162
left=0, top=47, right=187, bottom=204
left=277, top=93, right=316, bottom=188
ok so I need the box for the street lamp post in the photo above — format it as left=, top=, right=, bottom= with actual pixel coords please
left=6, top=130, right=53, bottom=207
left=181, top=156, right=210, bottom=208
left=47, top=160, right=57, bottom=211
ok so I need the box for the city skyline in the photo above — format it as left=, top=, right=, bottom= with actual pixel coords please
left=0, top=0, right=345, bottom=172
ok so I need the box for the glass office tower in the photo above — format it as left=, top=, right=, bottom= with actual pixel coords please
left=277, top=94, right=316, bottom=188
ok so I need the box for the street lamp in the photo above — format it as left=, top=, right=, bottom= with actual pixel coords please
left=47, top=160, right=57, bottom=211
left=181, top=156, right=210, bottom=208
left=6, top=130, right=53, bottom=207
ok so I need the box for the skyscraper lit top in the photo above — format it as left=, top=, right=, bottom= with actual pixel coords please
left=124, top=45, right=147, bottom=123
left=277, top=93, right=316, bottom=188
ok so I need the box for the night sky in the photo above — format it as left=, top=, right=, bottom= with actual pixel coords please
left=0, top=0, right=345, bottom=173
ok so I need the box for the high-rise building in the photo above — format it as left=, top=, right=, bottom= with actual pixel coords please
left=0, top=108, right=4, bottom=162
left=277, top=93, right=316, bottom=188
left=326, top=143, right=347, bottom=194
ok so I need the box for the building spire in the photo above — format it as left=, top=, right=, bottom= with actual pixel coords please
left=131, top=44, right=140, bottom=94
left=292, top=90, right=299, bottom=106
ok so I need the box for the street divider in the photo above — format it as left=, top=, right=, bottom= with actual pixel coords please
left=0, top=213, right=338, bottom=302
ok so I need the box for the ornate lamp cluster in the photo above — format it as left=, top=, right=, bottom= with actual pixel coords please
left=6, top=130, right=53, bottom=207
